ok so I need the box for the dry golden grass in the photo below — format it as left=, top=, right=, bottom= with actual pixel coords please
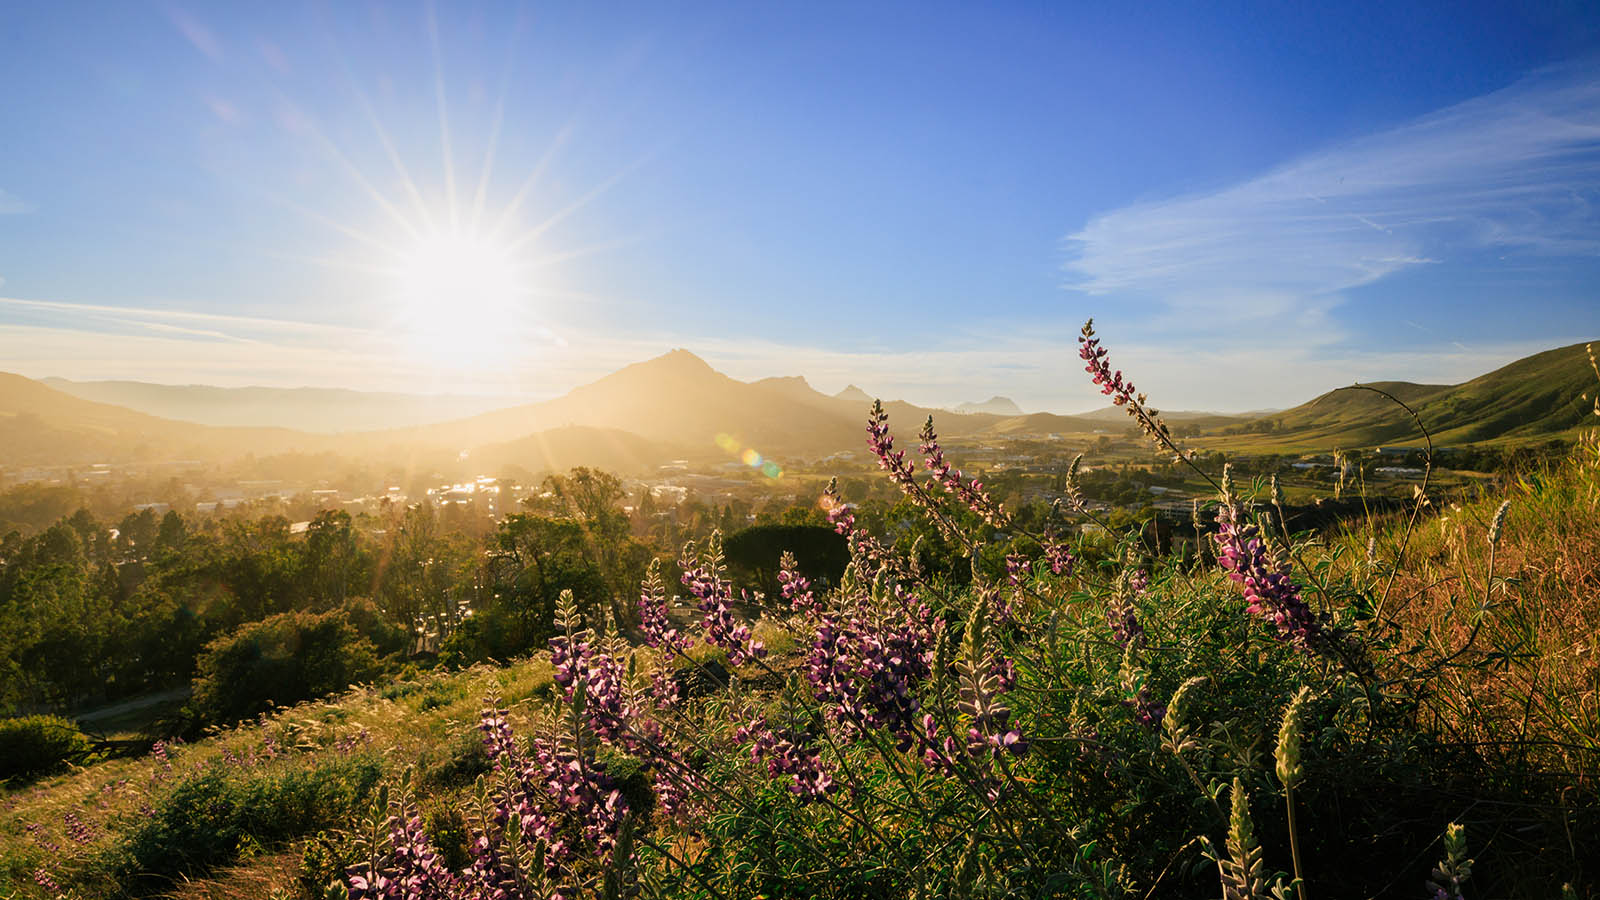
left=1340, top=444, right=1600, bottom=779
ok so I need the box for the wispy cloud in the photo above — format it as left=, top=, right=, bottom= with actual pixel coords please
left=1064, top=61, right=1600, bottom=318
left=165, top=7, right=223, bottom=62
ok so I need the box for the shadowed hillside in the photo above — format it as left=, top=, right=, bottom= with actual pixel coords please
left=0, top=373, right=334, bottom=465
left=41, top=379, right=518, bottom=433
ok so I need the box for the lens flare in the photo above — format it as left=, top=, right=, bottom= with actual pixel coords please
left=715, top=433, right=783, bottom=478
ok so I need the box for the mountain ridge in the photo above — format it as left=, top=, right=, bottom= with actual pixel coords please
left=4, top=341, right=1596, bottom=472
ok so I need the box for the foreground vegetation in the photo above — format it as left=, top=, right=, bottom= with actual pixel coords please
left=3, top=332, right=1598, bottom=899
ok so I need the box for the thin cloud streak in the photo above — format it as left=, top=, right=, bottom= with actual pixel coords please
left=1065, top=60, right=1600, bottom=316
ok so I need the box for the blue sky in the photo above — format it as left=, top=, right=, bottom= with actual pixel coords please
left=2, top=1, right=1599, bottom=412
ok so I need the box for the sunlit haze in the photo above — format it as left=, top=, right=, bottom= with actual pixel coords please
left=2, top=3, right=1599, bottom=411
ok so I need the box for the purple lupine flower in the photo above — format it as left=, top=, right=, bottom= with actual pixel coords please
left=1106, top=570, right=1148, bottom=649
left=822, top=478, right=896, bottom=576
left=649, top=745, right=699, bottom=823
left=1079, top=324, right=1134, bottom=405
left=344, top=792, right=457, bottom=900
left=806, top=584, right=937, bottom=748
left=63, top=810, right=96, bottom=845
left=1214, top=501, right=1321, bottom=646
left=1077, top=319, right=1189, bottom=463
left=680, top=534, right=765, bottom=665
left=921, top=600, right=1028, bottom=801
left=477, top=706, right=631, bottom=872
left=478, top=699, right=519, bottom=763
left=777, top=551, right=821, bottom=614
left=32, top=868, right=62, bottom=897
left=735, top=716, right=837, bottom=803
left=335, top=727, right=372, bottom=755
left=919, top=418, right=1009, bottom=526
left=867, top=399, right=920, bottom=494
left=637, top=558, right=689, bottom=652
left=1043, top=531, right=1074, bottom=576
left=822, top=478, right=856, bottom=536
left=26, top=821, right=61, bottom=853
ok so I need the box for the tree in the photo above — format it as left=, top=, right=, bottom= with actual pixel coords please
left=189, top=609, right=380, bottom=726
left=478, top=513, right=607, bottom=657
left=533, top=468, right=651, bottom=631
left=155, top=510, right=188, bottom=555
left=723, top=523, right=848, bottom=598
left=302, top=509, right=366, bottom=609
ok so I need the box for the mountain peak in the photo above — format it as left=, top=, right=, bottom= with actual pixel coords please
left=753, top=374, right=815, bottom=393
left=956, top=396, right=1023, bottom=416
left=835, top=384, right=873, bottom=405
left=649, top=348, right=715, bottom=372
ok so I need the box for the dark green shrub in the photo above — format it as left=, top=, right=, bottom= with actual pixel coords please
left=0, top=714, right=93, bottom=781
left=113, top=753, right=383, bottom=894
left=414, top=730, right=490, bottom=791
left=299, top=829, right=361, bottom=898
left=340, top=597, right=410, bottom=658
left=189, top=609, right=380, bottom=726
left=423, top=802, right=471, bottom=870
left=722, top=523, right=848, bottom=596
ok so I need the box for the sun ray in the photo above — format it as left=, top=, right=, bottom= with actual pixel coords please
left=426, top=0, right=461, bottom=232
left=499, top=154, right=650, bottom=254
left=488, top=125, right=574, bottom=240
left=519, top=234, right=649, bottom=270
left=469, top=12, right=527, bottom=234
left=271, top=92, right=426, bottom=243
left=256, top=249, right=411, bottom=278
left=347, top=74, right=438, bottom=234
left=260, top=191, right=412, bottom=260
left=310, top=11, right=439, bottom=233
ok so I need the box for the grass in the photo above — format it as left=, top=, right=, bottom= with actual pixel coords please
left=0, top=660, right=555, bottom=898
left=3, top=439, right=1598, bottom=898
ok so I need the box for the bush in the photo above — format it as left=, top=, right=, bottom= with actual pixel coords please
left=113, top=753, right=383, bottom=894
left=0, top=714, right=93, bottom=781
left=340, top=597, right=410, bottom=658
left=723, top=523, right=848, bottom=596
left=189, top=609, right=380, bottom=727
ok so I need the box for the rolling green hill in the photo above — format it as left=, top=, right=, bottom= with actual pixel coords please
left=1210, top=341, right=1599, bottom=449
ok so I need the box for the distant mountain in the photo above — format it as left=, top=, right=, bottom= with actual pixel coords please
left=956, top=396, right=1023, bottom=416
left=470, top=426, right=683, bottom=476
left=1226, top=341, right=1599, bottom=448
left=0, top=373, right=331, bottom=466
left=401, top=350, right=1108, bottom=462
left=7, top=339, right=1592, bottom=474
left=834, top=385, right=874, bottom=406
left=42, top=378, right=518, bottom=433
left=1078, top=405, right=1258, bottom=428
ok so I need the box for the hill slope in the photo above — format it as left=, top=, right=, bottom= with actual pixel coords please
left=41, top=379, right=518, bottom=433
left=0, top=373, right=332, bottom=466
left=401, top=350, right=1108, bottom=460
left=1221, top=341, right=1598, bottom=448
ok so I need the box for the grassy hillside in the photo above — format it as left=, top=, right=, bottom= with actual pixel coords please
left=5, top=440, right=1597, bottom=898
left=1207, top=341, right=1598, bottom=450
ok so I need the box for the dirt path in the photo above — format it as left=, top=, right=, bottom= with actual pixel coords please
left=74, top=686, right=189, bottom=729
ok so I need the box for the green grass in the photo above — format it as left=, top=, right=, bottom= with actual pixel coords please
left=4, top=442, right=1598, bottom=899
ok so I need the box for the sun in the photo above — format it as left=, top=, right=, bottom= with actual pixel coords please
left=391, top=231, right=529, bottom=371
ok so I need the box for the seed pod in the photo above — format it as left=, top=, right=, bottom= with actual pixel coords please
left=1275, top=686, right=1312, bottom=790
left=1162, top=676, right=1208, bottom=755
left=1487, top=500, right=1511, bottom=546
